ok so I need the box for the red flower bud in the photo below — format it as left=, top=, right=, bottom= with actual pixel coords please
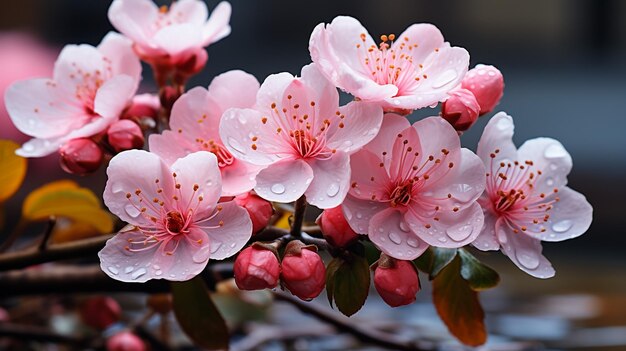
left=106, top=331, right=146, bottom=351
left=107, top=120, right=144, bottom=153
left=461, top=64, right=504, bottom=115
left=317, top=205, right=358, bottom=247
left=122, top=94, right=160, bottom=121
left=59, top=138, right=103, bottom=175
left=441, top=88, right=480, bottom=132
left=80, top=296, right=121, bottom=330
left=0, top=307, right=9, bottom=323
left=374, top=257, right=420, bottom=307
left=281, top=241, right=326, bottom=301
left=235, top=192, right=274, bottom=234
left=234, top=246, right=280, bottom=290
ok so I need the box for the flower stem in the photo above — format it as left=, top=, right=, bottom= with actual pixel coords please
left=290, top=196, right=307, bottom=239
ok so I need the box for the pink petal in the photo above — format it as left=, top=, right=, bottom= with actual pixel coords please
left=412, top=116, right=462, bottom=181
left=326, top=101, right=383, bottom=153
left=93, top=75, right=136, bottom=119
left=16, top=138, right=63, bottom=158
left=471, top=210, right=501, bottom=251
left=389, top=123, right=422, bottom=180
left=220, top=159, right=261, bottom=197
left=393, top=24, right=444, bottom=65
left=169, top=86, right=221, bottom=143
left=531, top=187, right=592, bottom=242
left=516, top=137, right=572, bottom=195
left=281, top=80, right=317, bottom=129
left=202, top=1, right=232, bottom=45
left=341, top=194, right=387, bottom=234
left=255, top=72, right=293, bottom=114
left=108, top=0, right=158, bottom=45
left=363, top=113, right=411, bottom=170
left=220, top=108, right=282, bottom=166
left=304, top=151, right=351, bottom=209
left=197, top=200, right=252, bottom=260
left=153, top=23, right=203, bottom=56
left=97, top=32, right=141, bottom=89
left=477, top=112, right=517, bottom=164
left=53, top=44, right=106, bottom=94
left=149, top=130, right=197, bottom=165
left=300, top=63, right=339, bottom=118
left=348, top=149, right=391, bottom=201
left=103, top=150, right=173, bottom=227
left=170, top=0, right=208, bottom=27
left=369, top=208, right=428, bottom=260
left=207, top=70, right=259, bottom=115
left=405, top=202, right=484, bottom=248
left=170, top=151, right=222, bottom=218
left=254, top=159, right=313, bottom=203
left=5, top=78, right=87, bottom=139
left=497, top=220, right=555, bottom=279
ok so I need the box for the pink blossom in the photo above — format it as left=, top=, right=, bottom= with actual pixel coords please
left=342, top=114, right=485, bottom=260
left=98, top=150, right=252, bottom=282
left=473, top=112, right=592, bottom=278
left=309, top=16, right=469, bottom=112
left=5, top=32, right=141, bottom=157
left=108, top=0, right=231, bottom=67
left=219, top=63, right=383, bottom=209
left=150, top=70, right=262, bottom=196
left=461, top=64, right=504, bottom=116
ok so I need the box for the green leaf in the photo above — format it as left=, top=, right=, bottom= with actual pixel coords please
left=458, top=249, right=500, bottom=291
left=432, top=255, right=487, bottom=346
left=326, top=253, right=370, bottom=317
left=430, top=248, right=458, bottom=278
left=171, top=277, right=229, bottom=350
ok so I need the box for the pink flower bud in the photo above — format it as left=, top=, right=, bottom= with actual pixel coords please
left=176, top=49, right=208, bottom=78
left=234, top=245, right=280, bottom=290
left=374, top=257, right=420, bottom=307
left=0, top=307, right=9, bottom=323
left=80, top=296, right=121, bottom=330
left=107, top=120, right=144, bottom=153
left=106, top=331, right=146, bottom=351
left=235, top=193, right=274, bottom=234
left=317, top=205, right=358, bottom=247
left=122, top=94, right=160, bottom=121
left=281, top=241, right=326, bottom=301
left=461, top=64, right=504, bottom=115
left=59, top=138, right=103, bottom=175
left=441, top=88, right=480, bottom=132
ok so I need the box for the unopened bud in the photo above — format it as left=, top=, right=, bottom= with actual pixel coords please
left=281, top=241, right=326, bottom=301
left=106, top=331, right=146, bottom=351
left=59, top=138, right=103, bottom=175
left=373, top=256, right=420, bottom=307
left=317, top=205, right=358, bottom=247
left=441, top=88, right=480, bottom=132
left=107, top=120, right=144, bottom=152
left=461, top=64, right=504, bottom=115
left=175, top=49, right=208, bottom=79
left=235, top=192, right=274, bottom=234
left=79, top=296, right=121, bottom=330
left=123, top=94, right=160, bottom=121
left=234, top=245, right=280, bottom=290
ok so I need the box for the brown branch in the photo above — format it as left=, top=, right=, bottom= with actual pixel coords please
left=272, top=291, right=432, bottom=351
left=0, top=234, right=113, bottom=271
left=290, top=196, right=307, bottom=238
left=38, top=217, right=57, bottom=251
left=0, top=323, right=89, bottom=346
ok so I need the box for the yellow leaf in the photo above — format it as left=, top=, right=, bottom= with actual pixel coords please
left=0, top=140, right=27, bottom=203
left=50, top=218, right=110, bottom=244
left=23, top=180, right=113, bottom=233
left=274, top=211, right=292, bottom=230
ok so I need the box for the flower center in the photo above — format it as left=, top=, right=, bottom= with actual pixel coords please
left=289, top=129, right=326, bottom=158
left=165, top=211, right=185, bottom=234
left=389, top=182, right=413, bottom=207
left=195, top=138, right=234, bottom=168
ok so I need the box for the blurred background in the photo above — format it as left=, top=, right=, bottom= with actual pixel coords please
left=1, top=0, right=625, bottom=349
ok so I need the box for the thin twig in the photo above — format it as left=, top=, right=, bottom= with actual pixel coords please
left=0, top=219, right=28, bottom=253
left=290, top=196, right=307, bottom=238
left=272, top=291, right=431, bottom=351
left=38, top=217, right=57, bottom=251
left=0, top=323, right=88, bottom=346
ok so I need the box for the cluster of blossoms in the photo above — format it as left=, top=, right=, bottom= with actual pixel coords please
left=5, top=0, right=592, bottom=311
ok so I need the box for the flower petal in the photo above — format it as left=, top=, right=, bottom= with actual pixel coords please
left=149, top=130, right=198, bottom=165
left=170, top=151, right=222, bottom=218
left=93, top=74, right=136, bottom=119
left=97, top=32, right=142, bottom=90
left=477, top=112, right=517, bottom=164
left=497, top=221, right=555, bottom=279
left=341, top=194, right=387, bottom=234
left=472, top=210, right=501, bottom=251
left=348, top=149, right=391, bottom=201
left=220, top=160, right=261, bottom=197
left=369, top=208, right=428, bottom=260
left=202, top=1, right=232, bottom=45
left=153, top=23, right=203, bottom=56
left=405, top=202, right=484, bottom=248
left=363, top=113, right=411, bottom=170
left=305, top=151, right=350, bottom=209
left=326, top=101, right=383, bottom=153
left=207, top=70, right=259, bottom=115
left=197, top=200, right=252, bottom=260
left=220, top=108, right=282, bottom=166
left=16, top=138, right=63, bottom=158
left=300, top=63, right=340, bottom=118
left=53, top=44, right=106, bottom=93
left=170, top=0, right=208, bottom=27
left=517, top=137, right=572, bottom=194
left=169, top=86, right=221, bottom=143
left=108, top=0, right=158, bottom=45
left=255, top=72, right=293, bottom=113
left=412, top=116, right=462, bottom=182
left=254, top=159, right=313, bottom=203
left=531, top=187, right=592, bottom=242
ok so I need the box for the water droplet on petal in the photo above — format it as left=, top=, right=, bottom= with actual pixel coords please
left=210, top=243, right=222, bottom=254
left=192, top=244, right=211, bottom=263
left=516, top=250, right=540, bottom=270
left=111, top=182, right=124, bottom=194
left=389, top=232, right=402, bottom=245
left=451, top=184, right=474, bottom=202
left=545, top=177, right=555, bottom=186
left=356, top=212, right=363, bottom=219
left=446, top=223, right=474, bottom=242
left=22, top=143, right=35, bottom=152
left=131, top=267, right=147, bottom=280
left=399, top=221, right=410, bottom=232
left=227, top=137, right=245, bottom=154
left=407, top=237, right=419, bottom=248
left=108, top=266, right=119, bottom=275
left=124, top=204, right=141, bottom=218
left=544, top=143, right=567, bottom=159
left=124, top=266, right=134, bottom=274
left=155, top=270, right=163, bottom=276
left=552, top=219, right=573, bottom=233
left=153, top=265, right=160, bottom=270
left=270, top=183, right=285, bottom=194
left=432, top=69, right=458, bottom=89
left=326, top=183, right=340, bottom=197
